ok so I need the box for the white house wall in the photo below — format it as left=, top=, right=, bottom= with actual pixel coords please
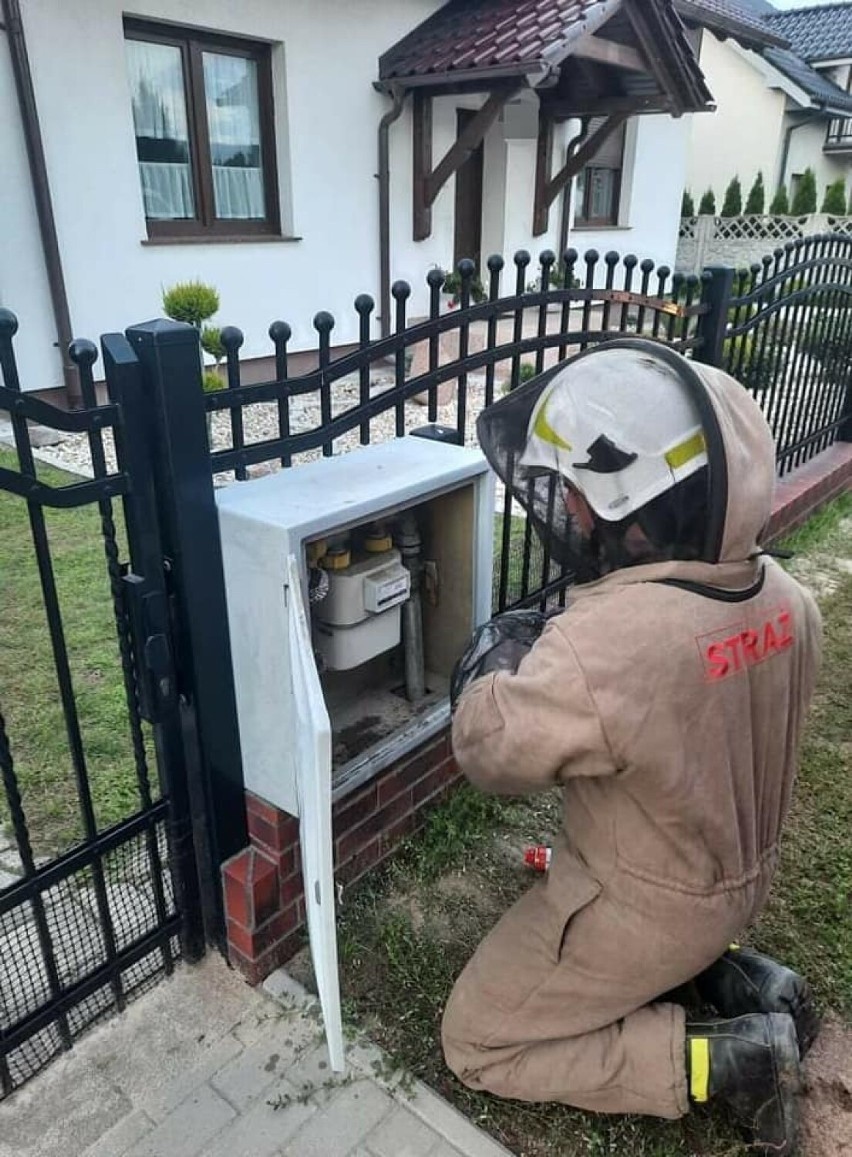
left=686, top=32, right=786, bottom=206
left=573, top=114, right=688, bottom=275
left=0, top=29, right=61, bottom=391
left=9, top=0, right=685, bottom=390
left=786, top=119, right=850, bottom=200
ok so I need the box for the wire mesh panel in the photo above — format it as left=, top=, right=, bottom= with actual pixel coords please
left=0, top=313, right=189, bottom=1097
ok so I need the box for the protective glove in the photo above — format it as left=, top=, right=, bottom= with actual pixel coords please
left=449, top=607, right=561, bottom=711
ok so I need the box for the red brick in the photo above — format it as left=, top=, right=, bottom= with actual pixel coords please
left=276, top=845, right=296, bottom=879
left=412, top=758, right=459, bottom=806
left=228, top=927, right=306, bottom=985
left=336, top=836, right=381, bottom=886
left=381, top=812, right=415, bottom=852
left=279, top=869, right=305, bottom=909
left=252, top=852, right=279, bottom=927
left=222, top=849, right=253, bottom=928
left=247, top=807, right=299, bottom=855
left=335, top=790, right=412, bottom=862
left=395, top=736, right=451, bottom=789
left=332, top=783, right=377, bottom=840
left=226, top=902, right=300, bottom=960
left=376, top=768, right=406, bottom=807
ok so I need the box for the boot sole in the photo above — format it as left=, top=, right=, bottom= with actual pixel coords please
left=702, top=957, right=821, bottom=1059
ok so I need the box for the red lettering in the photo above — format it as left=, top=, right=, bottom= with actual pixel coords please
left=726, top=634, right=744, bottom=671
left=741, top=629, right=760, bottom=665
left=706, top=642, right=730, bottom=680
left=777, top=610, right=795, bottom=650
left=763, top=620, right=779, bottom=657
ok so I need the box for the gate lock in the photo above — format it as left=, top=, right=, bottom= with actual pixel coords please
left=122, top=573, right=176, bottom=723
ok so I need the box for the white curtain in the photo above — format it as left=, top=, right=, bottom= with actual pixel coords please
left=126, top=39, right=195, bottom=220
left=203, top=52, right=266, bottom=219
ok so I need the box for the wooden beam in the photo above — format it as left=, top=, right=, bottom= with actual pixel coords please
left=533, top=113, right=627, bottom=236
left=573, top=36, right=646, bottom=72
left=425, top=86, right=519, bottom=205
left=412, top=90, right=433, bottom=241
left=412, top=85, right=519, bottom=241
left=540, top=94, right=667, bottom=118
left=623, top=0, right=683, bottom=115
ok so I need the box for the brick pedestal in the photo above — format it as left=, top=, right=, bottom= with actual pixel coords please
left=222, top=732, right=458, bottom=984
left=765, top=442, right=852, bottom=543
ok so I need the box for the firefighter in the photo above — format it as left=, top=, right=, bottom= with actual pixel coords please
left=442, top=340, right=822, bottom=1155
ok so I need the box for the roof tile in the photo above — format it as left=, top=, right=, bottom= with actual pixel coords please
left=765, top=3, right=852, bottom=63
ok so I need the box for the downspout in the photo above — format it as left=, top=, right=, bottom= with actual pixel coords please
left=376, top=83, right=406, bottom=339
left=777, top=111, right=820, bottom=196
left=1, top=0, right=79, bottom=404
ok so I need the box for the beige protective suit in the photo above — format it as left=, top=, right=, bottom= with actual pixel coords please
left=441, top=363, right=822, bottom=1118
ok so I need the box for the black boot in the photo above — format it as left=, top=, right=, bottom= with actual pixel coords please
left=687, top=1013, right=801, bottom=1155
left=695, top=944, right=820, bottom=1057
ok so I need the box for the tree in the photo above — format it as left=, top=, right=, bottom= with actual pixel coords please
left=721, top=176, right=743, bottom=217
left=770, top=185, right=790, bottom=215
left=681, top=189, right=695, bottom=217
left=821, top=177, right=847, bottom=214
left=745, top=172, right=765, bottom=215
left=791, top=168, right=817, bottom=215
left=698, top=188, right=717, bottom=215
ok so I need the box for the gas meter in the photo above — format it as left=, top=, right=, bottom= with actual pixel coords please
left=216, top=436, right=493, bottom=1073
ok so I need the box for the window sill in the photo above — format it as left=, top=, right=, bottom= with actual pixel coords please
left=141, top=234, right=302, bottom=246
left=572, top=224, right=632, bottom=232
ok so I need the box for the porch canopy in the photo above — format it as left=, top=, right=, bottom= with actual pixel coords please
left=378, top=0, right=715, bottom=238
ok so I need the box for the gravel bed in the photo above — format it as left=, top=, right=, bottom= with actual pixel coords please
left=27, top=371, right=501, bottom=491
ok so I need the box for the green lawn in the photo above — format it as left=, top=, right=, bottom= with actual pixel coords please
left=330, top=491, right=852, bottom=1157
left=0, top=448, right=157, bottom=855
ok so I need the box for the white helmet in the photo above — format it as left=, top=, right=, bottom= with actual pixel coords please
left=518, top=346, right=708, bottom=521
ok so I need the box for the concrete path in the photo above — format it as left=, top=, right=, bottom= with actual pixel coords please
left=0, top=955, right=512, bottom=1157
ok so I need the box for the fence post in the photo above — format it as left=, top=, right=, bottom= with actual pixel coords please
left=124, top=318, right=247, bottom=948
left=694, top=265, right=734, bottom=369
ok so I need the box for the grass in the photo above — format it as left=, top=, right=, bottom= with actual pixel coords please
left=0, top=448, right=157, bottom=854
left=328, top=490, right=852, bottom=1157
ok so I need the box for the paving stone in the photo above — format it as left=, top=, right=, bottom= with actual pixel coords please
left=126, top=1085, right=236, bottom=1157
left=402, top=1083, right=514, bottom=1157
left=209, top=1029, right=308, bottom=1111
left=77, top=883, right=159, bottom=952
left=81, top=1110, right=156, bottom=1157
left=140, top=1031, right=244, bottom=1122
left=280, top=1079, right=394, bottom=1157
left=0, top=1060, right=132, bottom=1156
left=281, top=1038, right=350, bottom=1104
left=365, top=1104, right=441, bottom=1157
left=200, top=1078, right=316, bottom=1157
left=0, top=867, right=20, bottom=891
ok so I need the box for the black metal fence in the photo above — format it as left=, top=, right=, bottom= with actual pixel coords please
left=0, top=316, right=215, bottom=1095
left=201, top=239, right=852, bottom=609
left=206, top=248, right=709, bottom=611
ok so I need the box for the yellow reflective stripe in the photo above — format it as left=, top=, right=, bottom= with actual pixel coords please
left=665, top=431, right=706, bottom=470
left=729, top=942, right=741, bottom=951
left=533, top=395, right=572, bottom=452
left=690, top=1038, right=710, bottom=1104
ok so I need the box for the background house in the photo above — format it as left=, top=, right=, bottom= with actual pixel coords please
left=2, top=0, right=711, bottom=401
left=680, top=0, right=852, bottom=210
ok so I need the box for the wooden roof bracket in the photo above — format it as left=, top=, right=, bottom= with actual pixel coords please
left=533, top=111, right=628, bottom=236
left=412, top=84, right=520, bottom=241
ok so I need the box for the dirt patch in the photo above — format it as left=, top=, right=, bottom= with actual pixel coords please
left=801, top=1017, right=852, bottom=1157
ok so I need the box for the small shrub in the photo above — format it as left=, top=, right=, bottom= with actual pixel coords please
left=442, top=269, right=486, bottom=304
left=698, top=188, right=717, bottom=215
left=681, top=189, right=695, bottom=217
left=821, top=178, right=847, bottom=215
left=721, top=176, right=743, bottom=217
left=770, top=185, right=790, bottom=215
left=202, top=369, right=225, bottom=393
left=791, top=168, right=817, bottom=216
left=162, top=281, right=220, bottom=328
left=745, top=172, right=765, bottom=215
left=201, top=325, right=225, bottom=362
left=848, top=187, right=852, bottom=216
left=518, top=363, right=538, bottom=384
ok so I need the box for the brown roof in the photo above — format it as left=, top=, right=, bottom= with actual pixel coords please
left=379, top=0, right=713, bottom=115
left=380, top=0, right=612, bottom=81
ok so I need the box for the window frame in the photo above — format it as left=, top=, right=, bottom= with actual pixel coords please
left=124, top=19, right=281, bottom=240
left=572, top=118, right=626, bottom=229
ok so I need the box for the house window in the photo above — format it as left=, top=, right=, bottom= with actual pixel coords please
left=124, top=20, right=280, bottom=238
left=574, top=117, right=626, bottom=228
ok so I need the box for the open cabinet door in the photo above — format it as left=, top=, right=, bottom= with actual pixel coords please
left=286, top=555, right=345, bottom=1072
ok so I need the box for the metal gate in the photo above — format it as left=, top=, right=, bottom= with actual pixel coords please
left=0, top=314, right=207, bottom=1096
